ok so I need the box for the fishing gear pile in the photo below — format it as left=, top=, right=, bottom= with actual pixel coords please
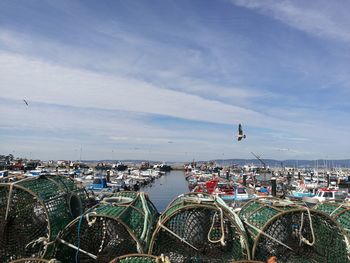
left=54, top=191, right=159, bottom=263
left=149, top=193, right=250, bottom=262
left=239, top=198, right=349, bottom=262
left=314, top=201, right=350, bottom=236
left=9, top=258, right=60, bottom=263
left=109, top=253, right=170, bottom=263
left=0, top=175, right=88, bottom=262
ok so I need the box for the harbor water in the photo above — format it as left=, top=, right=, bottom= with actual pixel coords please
left=141, top=170, right=188, bottom=212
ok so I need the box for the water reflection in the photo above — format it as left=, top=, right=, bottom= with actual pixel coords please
left=142, top=170, right=188, bottom=212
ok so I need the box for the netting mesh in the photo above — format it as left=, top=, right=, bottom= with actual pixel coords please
left=9, top=258, right=55, bottom=263
left=54, top=192, right=159, bottom=263
left=314, top=202, right=350, bottom=236
left=110, top=254, right=169, bottom=263
left=0, top=175, right=88, bottom=262
left=149, top=193, right=250, bottom=262
left=239, top=198, right=350, bottom=262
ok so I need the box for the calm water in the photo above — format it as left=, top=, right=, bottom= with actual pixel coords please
left=141, top=170, right=189, bottom=212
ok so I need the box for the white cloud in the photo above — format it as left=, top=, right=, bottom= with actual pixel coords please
left=1, top=11, right=350, bottom=161
left=0, top=51, right=278, bottom=127
left=231, top=0, right=350, bottom=42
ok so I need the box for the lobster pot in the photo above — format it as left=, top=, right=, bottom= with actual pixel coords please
left=149, top=193, right=250, bottom=263
left=314, top=201, right=350, bottom=236
left=0, top=175, right=88, bottom=262
left=9, top=258, right=59, bottom=263
left=54, top=192, right=159, bottom=263
left=239, top=198, right=349, bottom=262
left=109, top=254, right=169, bottom=263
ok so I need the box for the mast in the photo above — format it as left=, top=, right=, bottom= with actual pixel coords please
left=80, top=145, right=82, bottom=162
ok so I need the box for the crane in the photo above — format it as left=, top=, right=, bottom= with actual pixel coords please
left=251, top=152, right=267, bottom=169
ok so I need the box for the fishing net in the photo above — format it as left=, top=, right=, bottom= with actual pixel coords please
left=239, top=198, right=350, bottom=262
left=9, top=258, right=59, bottom=263
left=314, top=201, right=350, bottom=236
left=109, top=254, right=169, bottom=263
left=54, top=191, right=159, bottom=263
left=0, top=175, right=88, bottom=262
left=149, top=193, right=250, bottom=262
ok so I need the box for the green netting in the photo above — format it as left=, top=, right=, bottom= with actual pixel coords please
left=239, top=198, right=350, bottom=262
left=54, top=191, right=159, bottom=263
left=0, top=175, right=88, bottom=262
left=110, top=254, right=169, bottom=263
left=149, top=193, right=250, bottom=262
left=314, top=202, right=350, bottom=236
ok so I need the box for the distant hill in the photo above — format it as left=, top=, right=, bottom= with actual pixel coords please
left=206, top=159, right=350, bottom=168
left=81, top=159, right=350, bottom=168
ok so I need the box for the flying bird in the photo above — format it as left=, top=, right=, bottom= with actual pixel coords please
left=237, top=123, right=246, bottom=141
left=23, top=99, right=29, bottom=106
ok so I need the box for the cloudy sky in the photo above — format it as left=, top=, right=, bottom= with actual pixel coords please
left=1, top=0, right=350, bottom=161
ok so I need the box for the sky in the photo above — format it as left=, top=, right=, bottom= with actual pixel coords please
left=1, top=0, right=350, bottom=161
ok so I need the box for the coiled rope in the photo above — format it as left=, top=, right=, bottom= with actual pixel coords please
left=299, top=208, right=315, bottom=246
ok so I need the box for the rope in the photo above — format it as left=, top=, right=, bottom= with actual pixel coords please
left=98, top=218, right=107, bottom=253
left=159, top=254, right=171, bottom=263
left=214, top=195, right=246, bottom=233
left=25, top=236, right=54, bottom=251
left=86, top=212, right=97, bottom=227
left=330, top=204, right=344, bottom=216
left=157, top=221, right=199, bottom=251
left=299, top=208, right=315, bottom=246
left=140, top=192, right=150, bottom=241
left=75, top=212, right=85, bottom=263
left=182, top=196, right=214, bottom=205
left=75, top=208, right=94, bottom=262
left=207, top=208, right=225, bottom=246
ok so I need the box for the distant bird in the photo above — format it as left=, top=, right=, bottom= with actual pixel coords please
left=23, top=99, right=29, bottom=106
left=168, top=141, right=174, bottom=144
left=237, top=123, right=246, bottom=141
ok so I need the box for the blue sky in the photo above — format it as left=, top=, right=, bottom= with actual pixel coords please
left=1, top=0, right=350, bottom=161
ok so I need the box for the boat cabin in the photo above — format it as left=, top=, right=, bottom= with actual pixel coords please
left=314, top=188, right=347, bottom=202
left=0, top=170, right=8, bottom=178
left=89, top=177, right=108, bottom=190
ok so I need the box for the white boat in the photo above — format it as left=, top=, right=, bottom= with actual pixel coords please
left=25, top=169, right=45, bottom=177
left=0, top=170, right=8, bottom=178
left=310, top=188, right=347, bottom=203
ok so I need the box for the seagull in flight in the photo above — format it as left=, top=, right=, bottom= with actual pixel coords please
left=237, top=123, right=246, bottom=141
left=23, top=99, right=29, bottom=106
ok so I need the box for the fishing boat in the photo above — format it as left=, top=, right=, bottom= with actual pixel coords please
left=153, top=163, right=172, bottom=172
left=289, top=187, right=316, bottom=199
left=24, top=169, right=46, bottom=177
left=0, top=170, right=8, bottom=178
left=312, top=187, right=347, bottom=202
left=193, top=178, right=252, bottom=201
left=216, top=186, right=251, bottom=201
left=87, top=176, right=120, bottom=200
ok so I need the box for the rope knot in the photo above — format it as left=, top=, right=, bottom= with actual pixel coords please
left=85, top=212, right=97, bottom=226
